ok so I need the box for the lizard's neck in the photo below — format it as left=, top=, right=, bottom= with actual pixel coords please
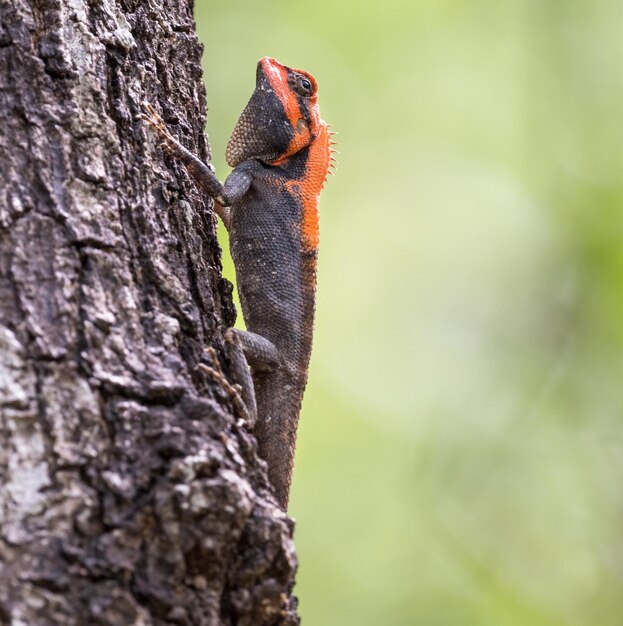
left=275, top=123, right=331, bottom=255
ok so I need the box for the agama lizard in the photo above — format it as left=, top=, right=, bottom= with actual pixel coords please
left=142, top=57, right=333, bottom=510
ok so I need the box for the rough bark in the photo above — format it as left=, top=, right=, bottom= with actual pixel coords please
left=0, top=1, right=299, bottom=624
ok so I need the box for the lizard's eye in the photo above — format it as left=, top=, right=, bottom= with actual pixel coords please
left=291, top=74, right=314, bottom=97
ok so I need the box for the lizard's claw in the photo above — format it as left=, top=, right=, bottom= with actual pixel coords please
left=140, top=101, right=177, bottom=146
left=158, top=140, right=175, bottom=156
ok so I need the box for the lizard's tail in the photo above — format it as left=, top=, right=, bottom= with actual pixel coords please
left=254, top=369, right=305, bottom=510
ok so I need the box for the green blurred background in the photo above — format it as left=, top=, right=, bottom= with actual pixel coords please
left=196, top=2, right=623, bottom=624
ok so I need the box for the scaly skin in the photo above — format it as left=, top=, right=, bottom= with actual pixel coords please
left=142, top=57, right=332, bottom=509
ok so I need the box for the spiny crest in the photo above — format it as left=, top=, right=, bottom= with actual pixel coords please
left=326, top=124, right=339, bottom=174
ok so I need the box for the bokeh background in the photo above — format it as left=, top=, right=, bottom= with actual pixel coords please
left=196, top=2, right=623, bottom=624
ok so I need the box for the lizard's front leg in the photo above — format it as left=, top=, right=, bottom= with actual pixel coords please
left=141, top=102, right=252, bottom=229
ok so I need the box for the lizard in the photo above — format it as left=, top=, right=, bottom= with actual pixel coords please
left=141, top=56, right=333, bottom=510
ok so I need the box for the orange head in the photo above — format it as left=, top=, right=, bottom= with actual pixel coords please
left=226, top=57, right=328, bottom=169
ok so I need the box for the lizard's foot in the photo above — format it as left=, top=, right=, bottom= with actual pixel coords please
left=197, top=346, right=256, bottom=428
left=140, top=101, right=178, bottom=153
left=139, top=101, right=233, bottom=227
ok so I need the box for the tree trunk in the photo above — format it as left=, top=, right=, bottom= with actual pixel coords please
left=0, top=2, right=299, bottom=624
